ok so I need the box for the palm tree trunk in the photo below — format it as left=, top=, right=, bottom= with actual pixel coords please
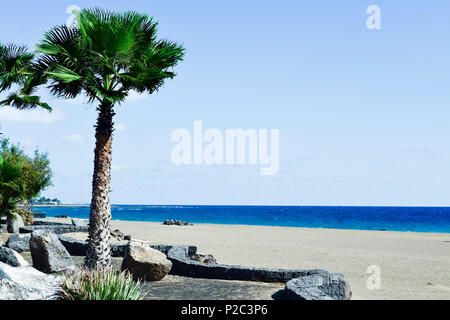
left=85, top=101, right=115, bottom=269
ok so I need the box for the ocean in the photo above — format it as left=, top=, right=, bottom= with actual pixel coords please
left=33, top=205, right=450, bottom=233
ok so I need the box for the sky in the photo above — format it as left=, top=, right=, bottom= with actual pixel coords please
left=0, top=1, right=450, bottom=206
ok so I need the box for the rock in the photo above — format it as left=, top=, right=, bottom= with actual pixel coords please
left=124, top=235, right=132, bottom=241
left=71, top=218, right=88, bottom=228
left=0, top=225, right=7, bottom=233
left=29, top=230, right=74, bottom=273
left=285, top=274, right=351, bottom=300
left=0, top=247, right=29, bottom=267
left=162, top=219, right=193, bottom=226
left=112, top=243, right=127, bottom=257
left=0, top=262, right=62, bottom=300
left=5, top=233, right=31, bottom=252
left=20, top=223, right=88, bottom=234
left=58, top=236, right=87, bottom=256
left=111, top=229, right=125, bottom=240
left=121, top=242, right=172, bottom=281
left=7, top=215, right=24, bottom=233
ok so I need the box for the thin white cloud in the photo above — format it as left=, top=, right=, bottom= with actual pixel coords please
left=0, top=106, right=64, bottom=123
left=61, top=134, right=84, bottom=144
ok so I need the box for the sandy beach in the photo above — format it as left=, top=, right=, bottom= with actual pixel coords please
left=55, top=218, right=450, bottom=300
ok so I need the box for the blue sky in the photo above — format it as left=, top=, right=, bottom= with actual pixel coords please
left=1, top=1, right=450, bottom=205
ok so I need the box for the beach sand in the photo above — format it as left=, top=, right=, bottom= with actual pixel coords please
left=58, top=218, right=450, bottom=300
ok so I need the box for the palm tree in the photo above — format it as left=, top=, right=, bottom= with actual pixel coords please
left=0, top=43, right=51, bottom=110
left=33, top=8, right=185, bottom=269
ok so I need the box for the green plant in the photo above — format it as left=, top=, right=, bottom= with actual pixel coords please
left=0, top=43, right=50, bottom=110
left=62, top=267, right=142, bottom=300
left=0, top=138, right=52, bottom=220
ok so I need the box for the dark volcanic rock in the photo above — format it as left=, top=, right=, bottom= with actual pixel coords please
left=71, top=218, right=88, bottom=228
left=0, top=247, right=29, bottom=267
left=111, top=229, right=125, bottom=240
left=5, top=234, right=31, bottom=252
left=166, top=245, right=349, bottom=295
left=0, top=262, right=62, bottom=300
left=58, top=236, right=87, bottom=256
left=284, top=274, right=352, bottom=300
left=112, top=243, right=127, bottom=257
left=29, top=230, right=74, bottom=273
left=122, top=242, right=172, bottom=281
left=162, top=219, right=193, bottom=226
left=20, top=223, right=88, bottom=234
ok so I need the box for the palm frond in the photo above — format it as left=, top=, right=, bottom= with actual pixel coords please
left=0, top=92, right=52, bottom=110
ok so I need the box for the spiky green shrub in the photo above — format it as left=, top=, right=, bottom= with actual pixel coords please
left=62, top=267, right=142, bottom=300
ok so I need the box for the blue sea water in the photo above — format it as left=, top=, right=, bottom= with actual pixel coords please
left=33, top=205, right=450, bottom=233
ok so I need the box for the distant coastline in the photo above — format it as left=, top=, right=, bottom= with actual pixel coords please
left=32, top=204, right=89, bottom=207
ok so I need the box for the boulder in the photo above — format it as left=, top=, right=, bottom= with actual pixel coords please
left=20, top=223, right=89, bottom=234
left=162, top=219, right=193, bottom=226
left=284, top=274, right=352, bottom=300
left=7, top=214, right=24, bottom=233
left=71, top=218, right=88, bottom=228
left=29, top=230, right=74, bottom=273
left=112, top=243, right=127, bottom=257
left=0, top=262, right=61, bottom=300
left=121, top=242, right=172, bottom=281
left=0, top=247, right=29, bottom=267
left=111, top=229, right=125, bottom=240
left=5, top=233, right=31, bottom=252
left=58, top=236, right=87, bottom=256
left=0, top=225, right=7, bottom=233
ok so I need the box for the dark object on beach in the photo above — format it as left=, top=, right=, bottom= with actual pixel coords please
left=191, top=253, right=217, bottom=265
left=71, top=218, right=88, bottom=228
left=32, top=212, right=46, bottom=219
left=162, top=219, right=193, bottom=226
left=121, top=242, right=172, bottom=281
left=58, top=236, right=88, bottom=256
left=55, top=215, right=69, bottom=219
left=29, top=229, right=74, bottom=273
left=5, top=234, right=31, bottom=252
left=20, top=223, right=88, bottom=235
left=124, top=235, right=132, bottom=241
left=284, top=274, right=352, bottom=300
left=111, top=229, right=125, bottom=241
